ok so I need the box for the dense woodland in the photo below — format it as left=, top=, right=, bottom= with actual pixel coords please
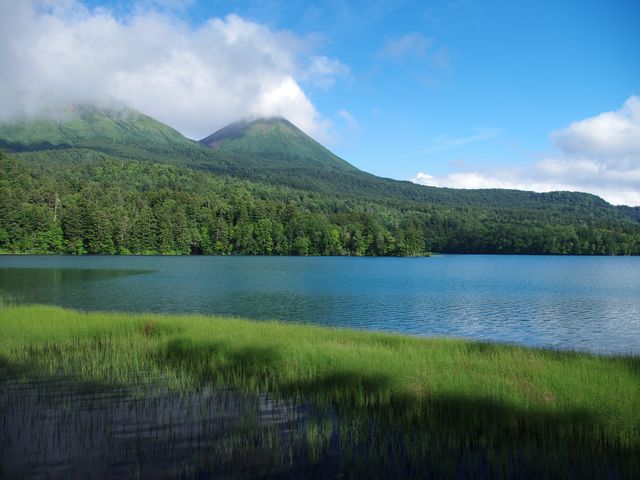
left=2, top=150, right=640, bottom=256
left=1, top=106, right=640, bottom=256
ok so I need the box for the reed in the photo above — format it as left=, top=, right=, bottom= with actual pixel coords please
left=1, top=304, right=638, bottom=477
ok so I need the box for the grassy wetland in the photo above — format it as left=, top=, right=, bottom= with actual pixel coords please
left=1, top=305, right=639, bottom=478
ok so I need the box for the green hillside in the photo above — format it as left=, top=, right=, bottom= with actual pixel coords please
left=0, top=104, right=187, bottom=146
left=199, top=118, right=632, bottom=220
left=1, top=104, right=639, bottom=256
left=618, top=205, right=640, bottom=223
left=200, top=117, right=358, bottom=172
left=0, top=103, right=207, bottom=164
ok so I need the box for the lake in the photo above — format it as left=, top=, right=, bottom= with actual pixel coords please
left=1, top=255, right=639, bottom=355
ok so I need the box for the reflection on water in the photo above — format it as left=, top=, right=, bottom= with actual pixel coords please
left=0, top=369, right=309, bottom=479
left=1, top=369, right=635, bottom=479
left=0, top=267, right=150, bottom=288
left=0, top=255, right=639, bottom=354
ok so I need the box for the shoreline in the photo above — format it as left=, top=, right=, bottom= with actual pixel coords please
left=1, top=304, right=639, bottom=477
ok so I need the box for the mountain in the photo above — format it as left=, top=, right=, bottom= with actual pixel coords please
left=197, top=116, right=382, bottom=196
left=197, top=118, right=628, bottom=218
left=0, top=103, right=208, bottom=165
left=200, top=117, right=357, bottom=173
left=617, top=205, right=640, bottom=223
left=1, top=104, right=639, bottom=256
left=0, top=103, right=194, bottom=150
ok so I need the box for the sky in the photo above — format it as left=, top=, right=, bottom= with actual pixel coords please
left=1, top=0, right=639, bottom=205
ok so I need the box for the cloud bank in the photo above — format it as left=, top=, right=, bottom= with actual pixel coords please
left=0, top=0, right=346, bottom=140
left=412, top=96, right=640, bottom=206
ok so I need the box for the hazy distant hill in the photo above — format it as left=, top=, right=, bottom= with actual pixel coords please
left=1, top=104, right=639, bottom=255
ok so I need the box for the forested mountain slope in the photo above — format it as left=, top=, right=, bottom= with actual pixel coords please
left=1, top=104, right=639, bottom=255
left=0, top=103, right=201, bottom=161
left=198, top=118, right=632, bottom=221
left=617, top=205, right=640, bottom=223
left=200, top=117, right=358, bottom=172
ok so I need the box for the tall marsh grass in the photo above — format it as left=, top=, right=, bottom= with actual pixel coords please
left=1, top=305, right=638, bottom=477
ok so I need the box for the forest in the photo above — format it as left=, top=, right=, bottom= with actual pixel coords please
left=2, top=150, right=640, bottom=256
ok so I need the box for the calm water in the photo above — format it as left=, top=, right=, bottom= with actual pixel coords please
left=1, top=255, right=639, bottom=354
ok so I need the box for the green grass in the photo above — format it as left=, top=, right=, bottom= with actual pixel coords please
left=1, top=304, right=639, bottom=476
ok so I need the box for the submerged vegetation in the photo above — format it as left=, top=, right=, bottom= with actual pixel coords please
left=1, top=305, right=638, bottom=477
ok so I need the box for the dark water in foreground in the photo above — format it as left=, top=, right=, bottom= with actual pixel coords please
left=1, top=255, right=639, bottom=354
left=1, top=371, right=633, bottom=479
left=0, top=369, right=312, bottom=479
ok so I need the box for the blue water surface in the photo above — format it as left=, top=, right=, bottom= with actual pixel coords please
left=1, top=255, right=638, bottom=355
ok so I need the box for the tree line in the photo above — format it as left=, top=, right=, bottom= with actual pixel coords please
left=1, top=151, right=639, bottom=256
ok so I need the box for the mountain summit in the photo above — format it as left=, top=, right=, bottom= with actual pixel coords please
left=0, top=104, right=196, bottom=153
left=199, top=117, right=358, bottom=172
left=0, top=103, right=212, bottom=171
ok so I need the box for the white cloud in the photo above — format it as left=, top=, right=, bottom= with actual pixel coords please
left=0, top=0, right=344, bottom=140
left=551, top=96, right=640, bottom=164
left=337, top=109, right=358, bottom=129
left=302, top=55, right=350, bottom=89
left=412, top=171, right=523, bottom=190
left=378, top=32, right=432, bottom=59
left=416, top=127, right=501, bottom=155
left=412, top=96, right=640, bottom=206
left=140, top=0, right=195, bottom=12
left=430, top=46, right=451, bottom=70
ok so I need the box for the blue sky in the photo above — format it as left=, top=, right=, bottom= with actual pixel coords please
left=2, top=0, right=639, bottom=204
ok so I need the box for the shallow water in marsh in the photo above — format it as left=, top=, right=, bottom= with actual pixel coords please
left=0, top=369, right=311, bottom=479
left=1, top=368, right=635, bottom=479
left=1, top=255, right=639, bottom=354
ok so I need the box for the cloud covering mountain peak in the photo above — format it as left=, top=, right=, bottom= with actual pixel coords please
left=0, top=0, right=345, bottom=140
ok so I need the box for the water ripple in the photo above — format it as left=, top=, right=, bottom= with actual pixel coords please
left=1, top=255, right=639, bottom=354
